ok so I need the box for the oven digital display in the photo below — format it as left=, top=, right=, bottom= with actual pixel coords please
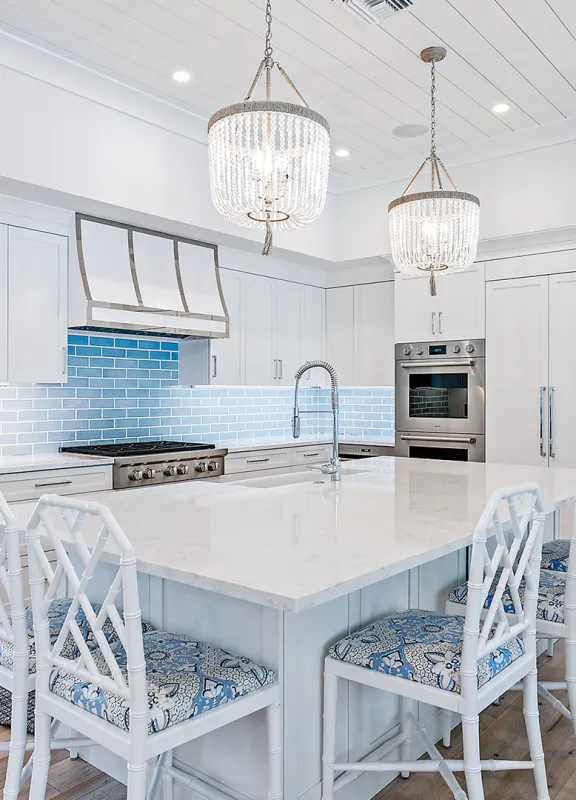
left=428, top=344, right=447, bottom=355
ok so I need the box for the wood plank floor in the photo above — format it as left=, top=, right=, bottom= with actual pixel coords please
left=1, top=646, right=574, bottom=798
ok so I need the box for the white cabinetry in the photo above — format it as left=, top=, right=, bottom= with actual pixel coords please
left=210, top=270, right=243, bottom=385
left=0, top=226, right=68, bottom=383
left=326, top=282, right=394, bottom=386
left=395, top=264, right=485, bottom=343
left=301, top=286, right=325, bottom=386
left=0, top=464, right=113, bottom=502
left=243, top=274, right=274, bottom=385
left=486, top=271, right=576, bottom=469
left=273, top=281, right=304, bottom=385
left=225, top=443, right=332, bottom=475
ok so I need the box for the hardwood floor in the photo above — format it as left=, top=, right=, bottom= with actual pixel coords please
left=1, top=647, right=574, bottom=798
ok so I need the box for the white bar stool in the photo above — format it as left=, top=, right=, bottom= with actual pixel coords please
left=26, top=494, right=283, bottom=800
left=322, top=484, right=549, bottom=800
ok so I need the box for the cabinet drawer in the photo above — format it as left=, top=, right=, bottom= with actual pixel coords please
left=225, top=449, right=290, bottom=474
left=0, top=465, right=113, bottom=503
left=291, top=445, right=331, bottom=465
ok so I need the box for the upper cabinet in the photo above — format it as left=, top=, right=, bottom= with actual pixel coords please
left=395, top=263, right=486, bottom=343
left=326, top=282, right=394, bottom=387
left=0, top=226, right=68, bottom=384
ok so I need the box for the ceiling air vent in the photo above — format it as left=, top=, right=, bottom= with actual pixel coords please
left=341, top=0, right=415, bottom=23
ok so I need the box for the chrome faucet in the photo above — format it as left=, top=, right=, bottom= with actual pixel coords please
left=292, top=361, right=341, bottom=482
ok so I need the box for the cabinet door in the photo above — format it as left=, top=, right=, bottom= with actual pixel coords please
left=8, top=227, right=68, bottom=383
left=0, top=225, right=8, bottom=382
left=211, top=269, right=243, bottom=385
left=326, top=287, right=354, bottom=386
left=486, top=276, right=549, bottom=466
left=301, top=285, right=326, bottom=386
left=273, top=281, right=304, bottom=386
left=243, top=275, right=273, bottom=385
left=394, top=274, right=434, bottom=343
left=435, top=263, right=486, bottom=341
left=548, top=273, right=576, bottom=469
left=353, top=282, right=394, bottom=386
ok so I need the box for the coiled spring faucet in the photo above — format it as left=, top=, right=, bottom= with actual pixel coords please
left=292, top=361, right=341, bottom=482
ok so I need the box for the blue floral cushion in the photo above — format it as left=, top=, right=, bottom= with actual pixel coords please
left=448, top=568, right=566, bottom=624
left=328, top=610, right=525, bottom=694
left=0, top=600, right=154, bottom=674
left=49, top=631, right=275, bottom=734
left=541, top=540, right=570, bottom=573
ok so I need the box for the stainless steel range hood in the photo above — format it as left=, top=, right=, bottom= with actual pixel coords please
left=71, top=214, right=229, bottom=338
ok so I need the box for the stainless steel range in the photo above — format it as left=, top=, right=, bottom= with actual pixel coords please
left=61, top=441, right=228, bottom=489
left=395, top=339, right=485, bottom=462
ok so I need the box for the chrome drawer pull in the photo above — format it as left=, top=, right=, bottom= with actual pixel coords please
left=246, top=458, right=270, bottom=464
left=34, top=480, right=74, bottom=488
left=400, top=435, right=476, bottom=444
left=303, top=452, right=320, bottom=458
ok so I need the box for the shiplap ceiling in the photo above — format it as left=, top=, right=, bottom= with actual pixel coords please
left=1, top=0, right=576, bottom=177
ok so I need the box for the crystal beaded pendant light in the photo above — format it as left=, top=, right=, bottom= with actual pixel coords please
left=388, top=47, right=480, bottom=295
left=208, top=0, right=330, bottom=256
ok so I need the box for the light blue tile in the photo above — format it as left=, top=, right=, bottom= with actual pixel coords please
left=68, top=334, right=89, bottom=345
left=48, top=410, right=76, bottom=420
left=18, top=433, right=48, bottom=444
left=76, top=409, right=103, bottom=419
left=89, top=336, right=114, bottom=347
left=33, top=443, right=60, bottom=454
left=66, top=379, right=90, bottom=388
left=87, top=379, right=115, bottom=389
left=90, top=357, right=115, bottom=368
left=140, top=360, right=160, bottom=370
left=102, top=347, right=126, bottom=358
left=76, top=390, right=102, bottom=399
left=0, top=434, right=17, bottom=445
left=157, top=351, right=172, bottom=361
left=17, top=388, right=48, bottom=399
left=32, top=421, right=64, bottom=432
left=127, top=428, right=149, bottom=438
left=48, top=431, right=75, bottom=442
left=128, top=407, right=148, bottom=417
left=69, top=356, right=89, bottom=367
left=3, top=399, right=32, bottom=410
left=76, top=429, right=102, bottom=440
left=114, top=359, right=139, bottom=369
left=103, top=409, right=127, bottom=418
left=115, top=380, right=139, bottom=389
left=127, top=369, right=150, bottom=379
left=0, top=411, right=17, bottom=422
left=115, top=338, right=138, bottom=348
left=103, top=389, right=127, bottom=398
left=1, top=445, right=33, bottom=456
left=47, top=388, right=76, bottom=398
left=19, top=411, right=48, bottom=422
left=88, top=419, right=114, bottom=430
left=139, top=339, right=161, bottom=350
left=103, top=369, right=127, bottom=379
left=89, top=400, right=115, bottom=409
left=63, top=399, right=88, bottom=409
left=63, top=420, right=90, bottom=431
left=75, top=346, right=102, bottom=357
left=160, top=380, right=178, bottom=388
left=150, top=390, right=170, bottom=398
left=139, top=380, right=161, bottom=389
left=126, top=350, right=141, bottom=359
left=77, top=368, right=103, bottom=378
left=161, top=341, right=178, bottom=351
left=114, top=399, right=134, bottom=409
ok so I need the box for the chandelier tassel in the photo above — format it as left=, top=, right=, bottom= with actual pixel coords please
left=429, top=271, right=437, bottom=296
left=262, top=217, right=273, bottom=256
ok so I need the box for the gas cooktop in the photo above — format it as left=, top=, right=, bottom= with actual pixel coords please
left=61, top=441, right=227, bottom=490
left=61, top=440, right=216, bottom=458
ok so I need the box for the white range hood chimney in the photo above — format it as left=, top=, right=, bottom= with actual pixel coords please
left=71, top=215, right=229, bottom=338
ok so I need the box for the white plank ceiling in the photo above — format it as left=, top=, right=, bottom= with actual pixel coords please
left=1, top=0, right=576, bottom=177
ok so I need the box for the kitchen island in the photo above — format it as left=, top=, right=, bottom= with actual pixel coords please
left=12, top=457, right=576, bottom=800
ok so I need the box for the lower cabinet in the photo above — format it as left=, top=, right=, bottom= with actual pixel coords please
left=0, top=464, right=113, bottom=502
left=225, top=444, right=332, bottom=475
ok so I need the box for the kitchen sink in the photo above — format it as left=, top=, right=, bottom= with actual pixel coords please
left=232, top=469, right=363, bottom=489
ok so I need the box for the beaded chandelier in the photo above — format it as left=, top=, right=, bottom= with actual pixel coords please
left=388, top=47, right=480, bottom=295
left=208, top=0, right=330, bottom=256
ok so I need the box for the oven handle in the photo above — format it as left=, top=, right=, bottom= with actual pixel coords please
left=400, top=360, right=476, bottom=369
left=399, top=435, right=477, bottom=444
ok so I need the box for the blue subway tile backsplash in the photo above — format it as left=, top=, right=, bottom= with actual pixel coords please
left=0, top=333, right=395, bottom=456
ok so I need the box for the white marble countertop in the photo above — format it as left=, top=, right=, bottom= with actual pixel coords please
left=0, top=452, right=114, bottom=475
left=12, top=457, right=576, bottom=613
left=222, top=433, right=395, bottom=453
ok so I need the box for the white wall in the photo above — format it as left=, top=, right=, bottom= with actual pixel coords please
left=336, top=137, right=576, bottom=262
left=0, top=37, right=337, bottom=265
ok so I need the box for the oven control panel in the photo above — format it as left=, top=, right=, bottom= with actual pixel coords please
left=395, top=339, right=485, bottom=360
left=116, top=451, right=227, bottom=489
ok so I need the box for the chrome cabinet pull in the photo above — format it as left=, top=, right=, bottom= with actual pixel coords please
left=431, top=312, right=436, bottom=335
left=549, top=386, right=556, bottom=458
left=247, top=457, right=270, bottom=464
left=401, top=360, right=475, bottom=369
left=35, top=480, right=73, bottom=488
left=539, top=386, right=547, bottom=458
left=273, top=359, right=278, bottom=380
left=438, top=311, right=443, bottom=335
left=279, top=359, right=283, bottom=380
left=212, top=355, right=217, bottom=379
left=303, top=452, right=320, bottom=458
left=61, top=346, right=67, bottom=375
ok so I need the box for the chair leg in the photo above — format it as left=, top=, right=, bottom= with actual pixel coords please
left=127, top=762, right=149, bottom=800
left=399, top=696, right=413, bottom=778
left=28, top=708, right=52, bottom=800
left=322, top=671, right=338, bottom=800
left=3, top=691, right=29, bottom=800
left=267, top=701, right=283, bottom=800
left=523, top=669, right=550, bottom=800
left=547, top=639, right=554, bottom=658
left=441, top=709, right=453, bottom=749
left=566, top=631, right=576, bottom=738
left=462, top=712, right=484, bottom=800
left=162, top=750, right=174, bottom=800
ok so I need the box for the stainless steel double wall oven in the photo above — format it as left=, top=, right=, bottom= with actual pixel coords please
left=395, top=339, right=485, bottom=462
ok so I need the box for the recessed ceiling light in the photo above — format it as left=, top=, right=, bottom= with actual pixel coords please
left=172, top=70, right=191, bottom=83
left=335, top=148, right=350, bottom=158
left=393, top=123, right=428, bottom=139
left=492, top=103, right=510, bottom=114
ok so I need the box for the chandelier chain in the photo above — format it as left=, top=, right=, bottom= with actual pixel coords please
left=430, top=59, right=437, bottom=159
left=264, top=0, right=274, bottom=66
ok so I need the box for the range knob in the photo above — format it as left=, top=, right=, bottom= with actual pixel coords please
left=195, top=462, right=208, bottom=474
left=129, top=469, right=143, bottom=482
left=177, top=464, right=190, bottom=475
left=402, top=345, right=412, bottom=356
left=465, top=344, right=475, bottom=354
left=415, top=347, right=424, bottom=356
left=164, top=465, right=177, bottom=477
left=143, top=468, right=156, bottom=480
left=207, top=460, right=218, bottom=472
left=452, top=344, right=461, bottom=354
